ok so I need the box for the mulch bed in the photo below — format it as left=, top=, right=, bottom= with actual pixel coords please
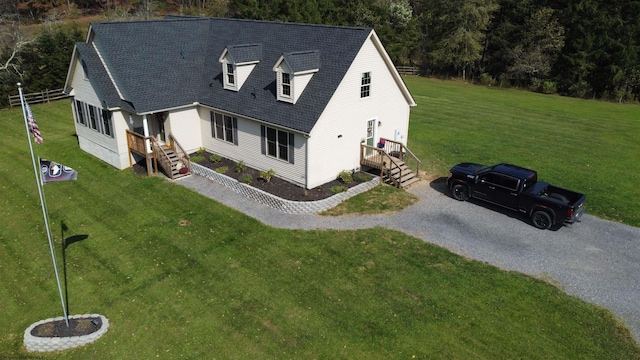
left=133, top=151, right=373, bottom=202
left=31, top=317, right=102, bottom=338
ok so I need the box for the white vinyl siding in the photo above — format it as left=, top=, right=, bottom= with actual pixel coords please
left=305, top=33, right=411, bottom=188
left=200, top=108, right=306, bottom=187
left=165, top=107, right=202, bottom=154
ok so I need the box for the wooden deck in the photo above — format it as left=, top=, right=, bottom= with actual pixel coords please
left=126, top=130, right=191, bottom=180
left=360, top=138, right=420, bottom=188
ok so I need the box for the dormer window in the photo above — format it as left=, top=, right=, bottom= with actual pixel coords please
left=281, top=72, right=291, bottom=97
left=226, top=63, right=235, bottom=86
left=273, top=50, right=320, bottom=104
left=219, top=44, right=262, bottom=92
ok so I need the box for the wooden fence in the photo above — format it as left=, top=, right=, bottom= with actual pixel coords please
left=8, top=88, right=69, bottom=107
left=396, top=66, right=422, bottom=75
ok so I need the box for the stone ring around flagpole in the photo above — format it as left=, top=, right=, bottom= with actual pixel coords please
left=24, top=314, right=109, bottom=352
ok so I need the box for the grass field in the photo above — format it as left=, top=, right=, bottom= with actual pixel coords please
left=405, top=77, right=640, bottom=227
left=1, top=82, right=639, bottom=358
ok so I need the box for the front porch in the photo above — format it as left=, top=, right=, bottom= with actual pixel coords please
left=126, top=130, right=192, bottom=180
left=360, top=138, right=421, bottom=188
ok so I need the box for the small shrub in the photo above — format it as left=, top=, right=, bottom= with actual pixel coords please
left=569, top=80, right=593, bottom=98
left=338, top=170, right=353, bottom=184
left=196, top=147, right=206, bottom=154
left=479, top=73, right=496, bottom=87
left=541, top=81, right=557, bottom=94
left=209, top=153, right=222, bottom=163
left=530, top=78, right=543, bottom=92
left=330, top=186, right=348, bottom=194
left=190, top=155, right=205, bottom=163
left=240, top=174, right=253, bottom=184
left=260, top=169, right=276, bottom=182
left=235, top=161, right=246, bottom=173
left=353, top=172, right=372, bottom=183
left=214, top=166, right=228, bottom=174
left=497, top=74, right=511, bottom=88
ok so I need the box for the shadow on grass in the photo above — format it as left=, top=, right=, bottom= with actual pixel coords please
left=60, top=220, right=90, bottom=315
left=429, top=177, right=562, bottom=231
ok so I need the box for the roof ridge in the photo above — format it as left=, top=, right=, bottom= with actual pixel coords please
left=91, top=16, right=372, bottom=32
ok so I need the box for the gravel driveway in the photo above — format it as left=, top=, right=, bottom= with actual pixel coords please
left=178, top=175, right=640, bottom=344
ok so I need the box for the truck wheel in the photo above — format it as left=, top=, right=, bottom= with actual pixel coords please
left=452, top=184, right=470, bottom=201
left=531, top=211, right=552, bottom=229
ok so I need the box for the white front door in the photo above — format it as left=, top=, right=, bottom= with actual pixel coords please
left=366, top=119, right=376, bottom=146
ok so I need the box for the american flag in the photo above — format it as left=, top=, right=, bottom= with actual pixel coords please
left=26, top=101, right=43, bottom=144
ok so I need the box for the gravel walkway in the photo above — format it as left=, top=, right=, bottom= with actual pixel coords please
left=178, top=174, right=640, bottom=344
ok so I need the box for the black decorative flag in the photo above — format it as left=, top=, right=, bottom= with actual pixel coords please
left=40, top=158, right=78, bottom=184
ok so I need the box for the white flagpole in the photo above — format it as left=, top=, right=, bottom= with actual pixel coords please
left=18, top=83, right=69, bottom=327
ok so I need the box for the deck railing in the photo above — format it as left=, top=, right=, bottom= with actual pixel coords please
left=377, top=138, right=421, bottom=177
left=126, top=129, right=156, bottom=176
left=359, top=144, right=402, bottom=187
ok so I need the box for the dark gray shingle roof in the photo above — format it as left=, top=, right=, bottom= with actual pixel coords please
left=74, top=43, right=135, bottom=112
left=282, top=50, right=321, bottom=73
left=82, top=17, right=372, bottom=134
left=226, top=44, right=262, bottom=64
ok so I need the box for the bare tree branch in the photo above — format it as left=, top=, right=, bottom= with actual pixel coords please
left=0, top=17, right=34, bottom=77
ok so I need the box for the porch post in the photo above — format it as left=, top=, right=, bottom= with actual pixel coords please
left=142, top=114, right=153, bottom=175
left=142, top=114, right=151, bottom=153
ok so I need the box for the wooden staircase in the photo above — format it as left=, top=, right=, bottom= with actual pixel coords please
left=382, top=158, right=420, bottom=188
left=360, top=138, right=421, bottom=189
left=151, top=133, right=191, bottom=180
left=159, top=144, right=191, bottom=180
left=126, top=130, right=192, bottom=179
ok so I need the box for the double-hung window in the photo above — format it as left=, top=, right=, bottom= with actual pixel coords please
left=88, top=105, right=98, bottom=130
left=102, top=110, right=113, bottom=137
left=211, top=111, right=238, bottom=145
left=226, top=63, right=235, bottom=86
left=73, top=100, right=113, bottom=138
left=74, top=100, right=86, bottom=126
left=261, top=125, right=294, bottom=164
left=361, top=72, right=371, bottom=98
left=281, top=72, right=291, bottom=97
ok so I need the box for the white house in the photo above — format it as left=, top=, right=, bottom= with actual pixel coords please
left=64, top=16, right=416, bottom=189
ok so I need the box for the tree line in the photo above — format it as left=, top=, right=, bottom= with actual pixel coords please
left=2, top=0, right=640, bottom=107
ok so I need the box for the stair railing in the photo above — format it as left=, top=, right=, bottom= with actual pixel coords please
left=151, top=138, right=177, bottom=179
left=379, top=138, right=421, bottom=178
left=168, top=133, right=191, bottom=172
left=359, top=143, right=402, bottom=187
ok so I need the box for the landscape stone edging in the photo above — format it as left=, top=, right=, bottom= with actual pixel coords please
left=24, top=314, right=109, bottom=352
left=190, top=163, right=380, bottom=214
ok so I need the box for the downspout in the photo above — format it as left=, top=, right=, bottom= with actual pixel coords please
left=305, top=134, right=310, bottom=189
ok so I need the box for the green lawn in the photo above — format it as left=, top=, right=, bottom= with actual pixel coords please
left=1, top=92, right=639, bottom=358
left=405, top=76, right=640, bottom=226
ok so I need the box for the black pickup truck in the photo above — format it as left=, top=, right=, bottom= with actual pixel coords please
left=447, top=163, right=586, bottom=229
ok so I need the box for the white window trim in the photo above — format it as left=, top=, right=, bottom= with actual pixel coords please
left=261, top=125, right=294, bottom=164
left=210, top=111, right=238, bottom=145
left=361, top=71, right=371, bottom=98
left=74, top=99, right=113, bottom=138
left=222, top=61, right=237, bottom=91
